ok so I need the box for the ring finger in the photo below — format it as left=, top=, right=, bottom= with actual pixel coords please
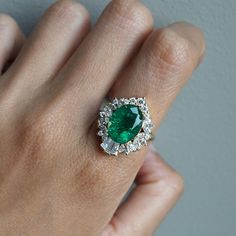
left=89, top=22, right=205, bottom=224
left=109, top=22, right=205, bottom=131
left=50, top=0, right=154, bottom=131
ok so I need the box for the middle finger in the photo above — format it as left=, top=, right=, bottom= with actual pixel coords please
left=53, top=0, right=153, bottom=128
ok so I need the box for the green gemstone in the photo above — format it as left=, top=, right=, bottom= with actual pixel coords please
left=108, top=104, right=143, bottom=144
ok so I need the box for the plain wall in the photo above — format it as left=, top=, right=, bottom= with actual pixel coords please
left=1, top=0, right=236, bottom=235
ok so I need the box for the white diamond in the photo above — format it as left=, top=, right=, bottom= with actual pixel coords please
left=124, top=99, right=129, bottom=104
left=125, top=142, right=136, bottom=154
left=134, top=142, right=141, bottom=150
left=120, top=98, right=125, bottom=104
left=113, top=98, right=119, bottom=105
left=104, top=106, right=112, bottom=117
left=99, top=111, right=106, bottom=117
left=111, top=104, right=117, bottom=110
left=130, top=144, right=136, bottom=152
left=145, top=133, right=151, bottom=140
left=119, top=144, right=126, bottom=153
left=144, top=126, right=151, bottom=134
left=97, top=130, right=104, bottom=136
left=141, top=138, right=147, bottom=145
left=137, top=98, right=145, bottom=105
left=98, top=119, right=105, bottom=128
left=101, top=137, right=119, bottom=156
left=110, top=143, right=120, bottom=156
left=104, top=117, right=109, bottom=123
left=134, top=132, right=147, bottom=146
left=142, top=105, right=148, bottom=111
left=144, top=117, right=152, bottom=124
left=125, top=148, right=130, bottom=155
left=133, top=134, right=143, bottom=150
left=130, top=97, right=136, bottom=104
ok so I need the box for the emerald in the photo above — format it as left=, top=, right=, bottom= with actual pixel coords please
left=108, top=104, right=144, bottom=144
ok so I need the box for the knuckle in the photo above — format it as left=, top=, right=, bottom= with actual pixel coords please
left=107, top=0, right=153, bottom=32
left=47, top=0, right=89, bottom=21
left=166, top=170, right=185, bottom=195
left=147, top=28, right=195, bottom=73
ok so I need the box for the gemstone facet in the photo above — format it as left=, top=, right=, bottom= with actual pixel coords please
left=107, top=104, right=144, bottom=144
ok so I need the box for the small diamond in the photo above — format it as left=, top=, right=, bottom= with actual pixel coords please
left=125, top=142, right=137, bottom=154
left=125, top=146, right=130, bottom=155
left=98, top=119, right=105, bottom=128
left=140, top=137, right=147, bottom=145
left=101, top=137, right=119, bottom=155
left=104, top=117, right=109, bottom=123
left=130, top=97, right=136, bottom=104
left=124, top=99, right=129, bottom=104
left=99, top=111, right=106, bottom=117
left=111, top=104, right=117, bottom=110
left=134, top=142, right=141, bottom=150
left=110, top=143, right=120, bottom=156
left=120, top=98, right=125, bottom=104
left=135, top=132, right=147, bottom=145
left=142, top=105, right=148, bottom=112
left=143, top=126, right=151, bottom=134
left=133, top=137, right=141, bottom=149
left=144, top=133, right=151, bottom=140
left=111, top=98, right=119, bottom=109
left=104, top=106, right=112, bottom=117
left=119, top=144, right=126, bottom=153
left=113, top=98, right=119, bottom=105
left=97, top=130, right=104, bottom=136
left=137, top=98, right=145, bottom=105
left=145, top=117, right=152, bottom=124
left=129, top=144, right=136, bottom=152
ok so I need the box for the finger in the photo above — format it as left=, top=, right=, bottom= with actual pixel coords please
left=89, top=22, right=204, bottom=230
left=95, top=22, right=205, bottom=168
left=0, top=14, right=25, bottom=74
left=53, top=0, right=153, bottom=128
left=109, top=22, right=205, bottom=130
left=102, top=148, right=184, bottom=236
left=5, top=0, right=90, bottom=94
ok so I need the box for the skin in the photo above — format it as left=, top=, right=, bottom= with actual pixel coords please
left=0, top=0, right=205, bottom=235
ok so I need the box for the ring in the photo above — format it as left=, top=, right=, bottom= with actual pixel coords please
left=97, top=97, right=154, bottom=156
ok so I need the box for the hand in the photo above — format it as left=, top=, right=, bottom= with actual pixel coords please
left=0, top=1, right=205, bottom=235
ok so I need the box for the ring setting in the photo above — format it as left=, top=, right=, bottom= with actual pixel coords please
left=97, top=97, right=153, bottom=156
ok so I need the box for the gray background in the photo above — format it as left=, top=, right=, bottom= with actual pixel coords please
left=1, top=0, right=236, bottom=235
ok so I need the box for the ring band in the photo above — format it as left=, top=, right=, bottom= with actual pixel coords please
left=97, top=97, right=153, bottom=156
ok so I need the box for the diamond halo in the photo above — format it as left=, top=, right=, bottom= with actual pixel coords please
left=97, top=97, right=153, bottom=156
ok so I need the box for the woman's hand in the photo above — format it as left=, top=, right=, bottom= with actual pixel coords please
left=0, top=1, right=205, bottom=235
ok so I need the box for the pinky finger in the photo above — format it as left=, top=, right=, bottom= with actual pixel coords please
left=0, top=14, right=25, bottom=74
left=103, top=147, right=184, bottom=236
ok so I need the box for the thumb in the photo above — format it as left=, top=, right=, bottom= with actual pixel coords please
left=102, top=147, right=184, bottom=236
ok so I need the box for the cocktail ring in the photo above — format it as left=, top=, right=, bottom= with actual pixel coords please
left=97, top=97, right=154, bottom=156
